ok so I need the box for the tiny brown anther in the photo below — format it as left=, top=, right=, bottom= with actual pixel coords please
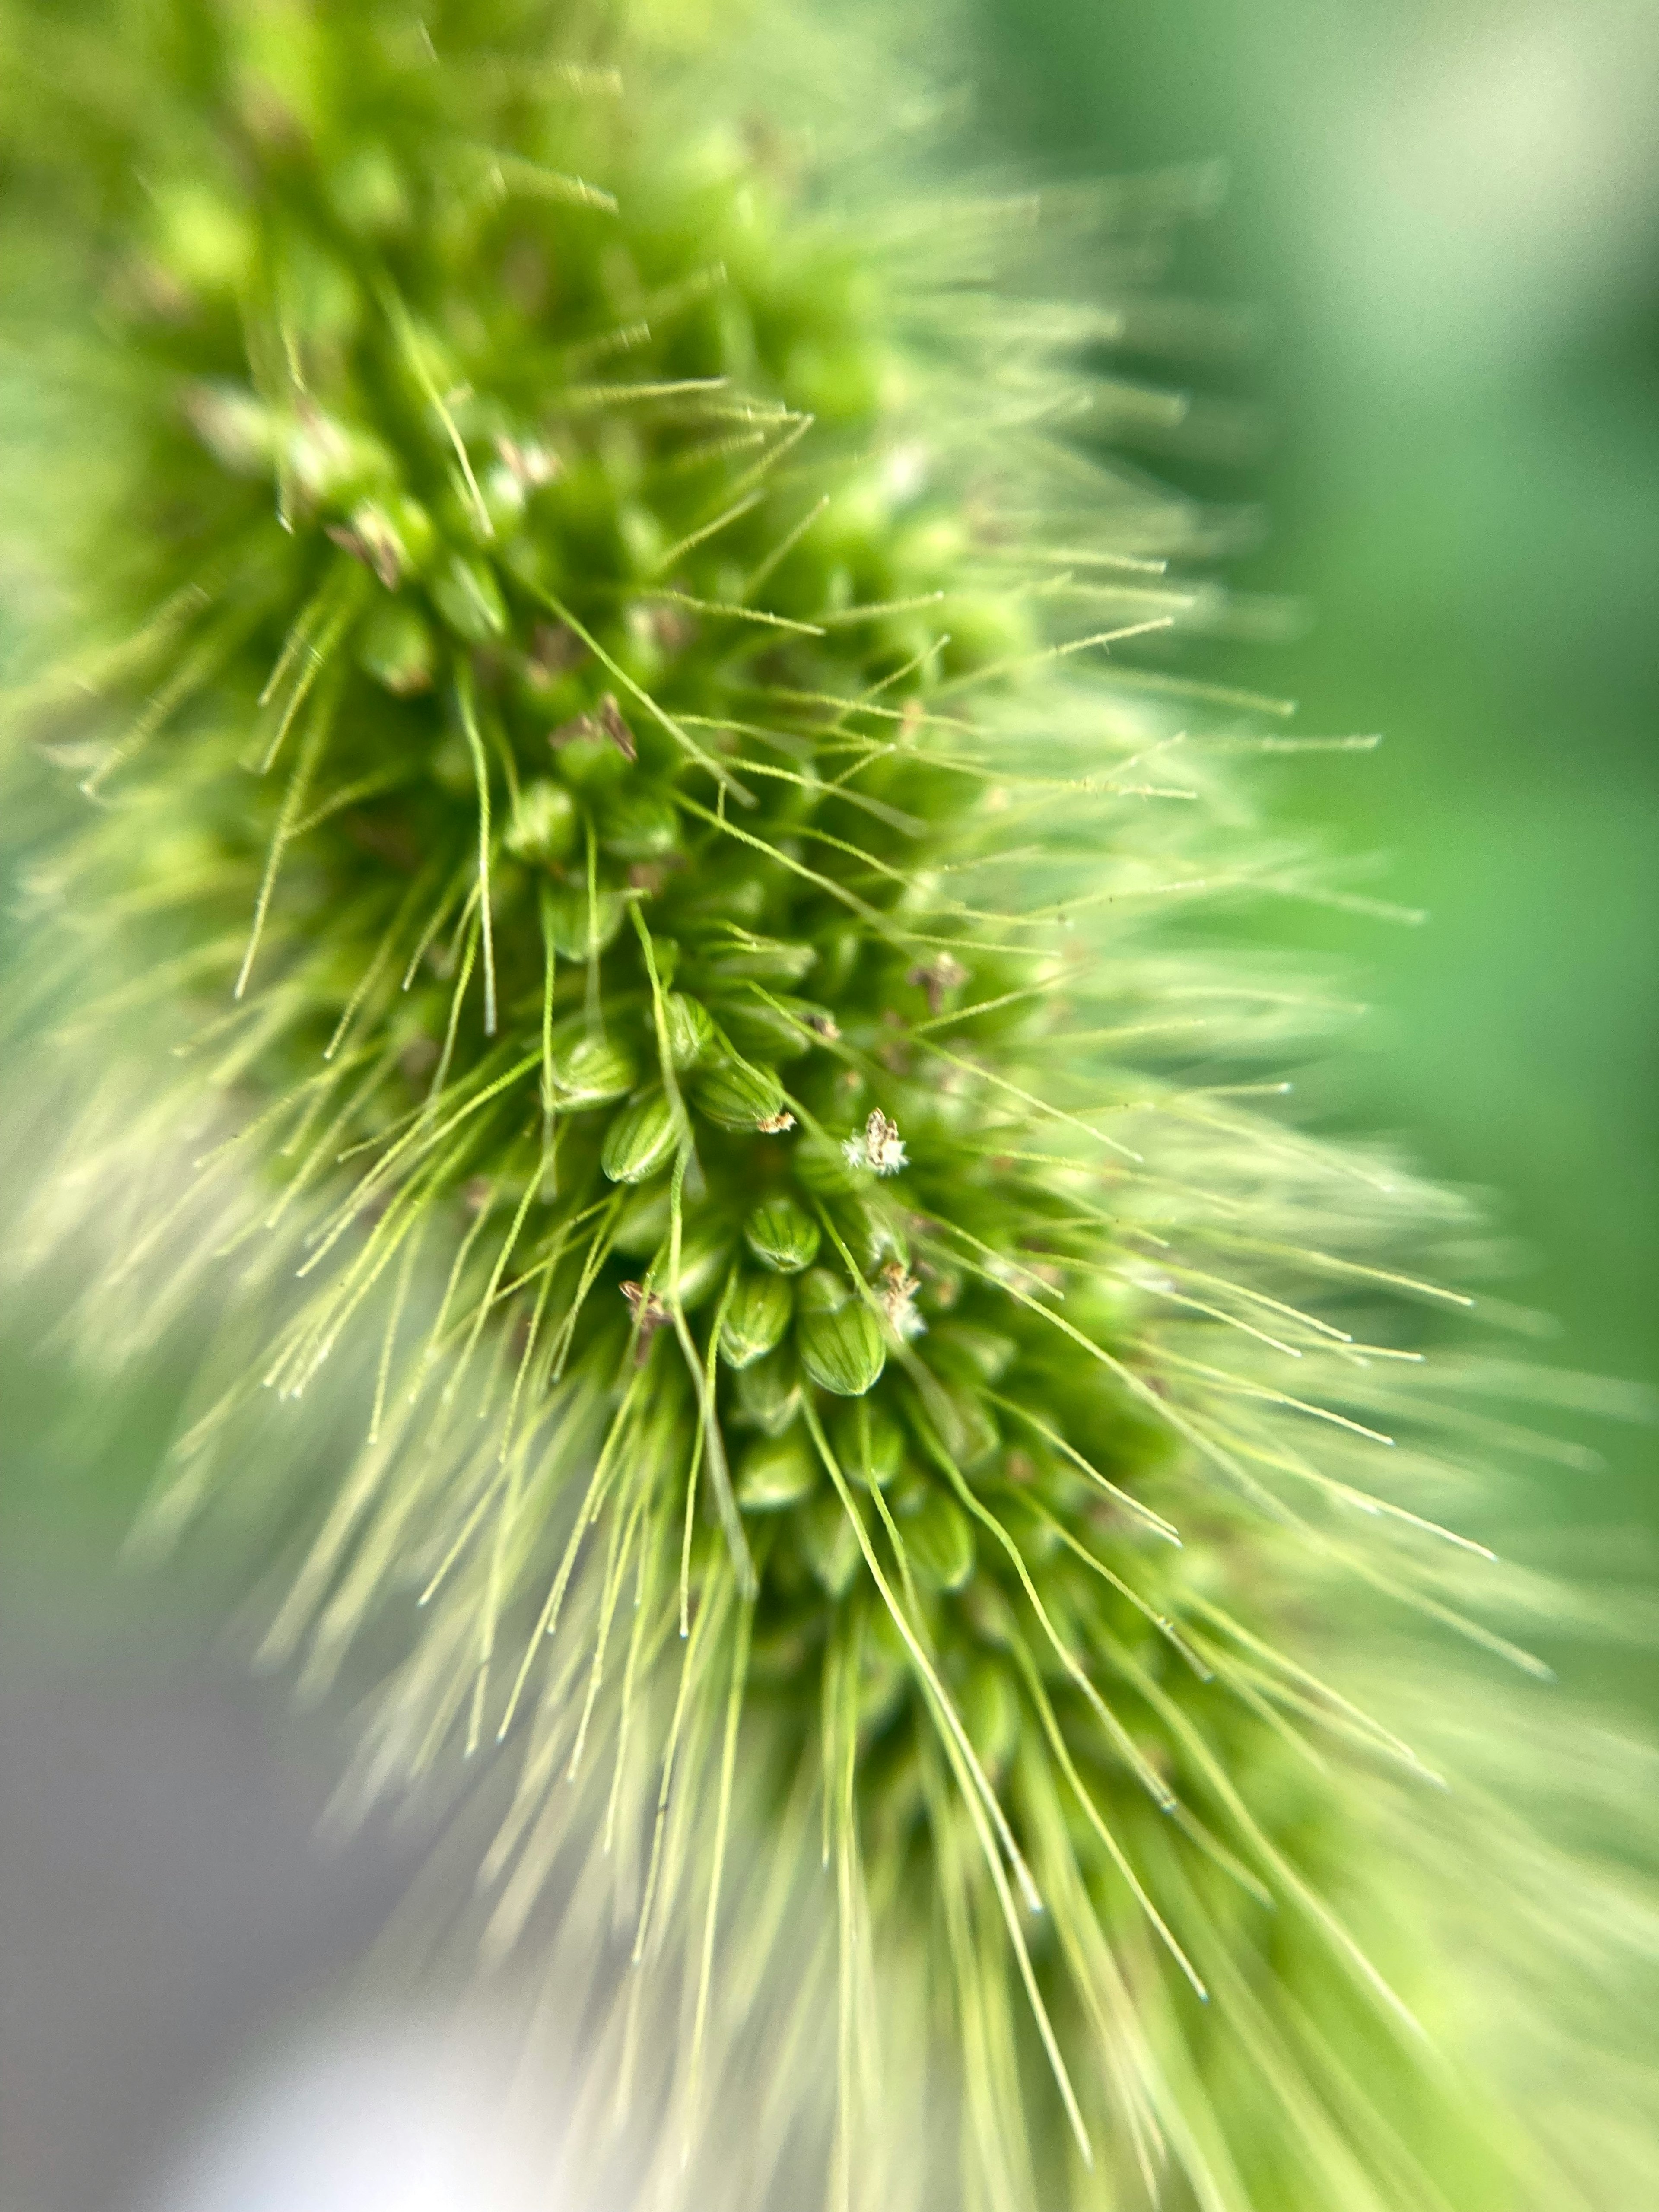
left=756, top=1110, right=796, bottom=1135
left=877, top=1010, right=910, bottom=1074
left=621, top=1280, right=669, bottom=1362
left=596, top=693, right=638, bottom=761
left=325, top=518, right=403, bottom=591
left=906, top=953, right=968, bottom=1015
left=526, top=621, right=586, bottom=684
left=325, top=522, right=369, bottom=565
left=495, top=435, right=560, bottom=490
left=380, top=660, right=432, bottom=699
left=648, top=604, right=697, bottom=655
left=880, top=1260, right=922, bottom=1338
left=550, top=693, right=636, bottom=761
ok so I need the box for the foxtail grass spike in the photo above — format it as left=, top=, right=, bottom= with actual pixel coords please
left=1, top=3, right=1655, bottom=2208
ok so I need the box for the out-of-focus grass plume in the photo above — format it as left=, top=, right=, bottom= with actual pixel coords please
left=0, top=3, right=1654, bottom=2207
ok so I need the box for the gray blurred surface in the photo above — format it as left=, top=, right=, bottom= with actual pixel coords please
left=0, top=1564, right=416, bottom=2212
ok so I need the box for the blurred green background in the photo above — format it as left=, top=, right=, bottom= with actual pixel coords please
left=0, top=2, right=1654, bottom=2205
left=976, top=0, right=1659, bottom=1558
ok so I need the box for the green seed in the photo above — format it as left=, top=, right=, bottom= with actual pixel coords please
left=744, top=1197, right=821, bottom=1274
left=903, top=1490, right=975, bottom=1592
left=667, top=1222, right=731, bottom=1311
left=720, top=1271, right=793, bottom=1368
left=550, top=1034, right=636, bottom=1108
left=797, top=1267, right=850, bottom=1315
left=963, top=1658, right=1022, bottom=1776
left=505, top=779, right=579, bottom=866
left=794, top=1136, right=858, bottom=1195
left=601, top=1093, right=677, bottom=1183
left=327, top=142, right=409, bottom=240
left=478, top=463, right=528, bottom=540
left=800, top=1491, right=861, bottom=1597
left=356, top=602, right=434, bottom=696
left=150, top=181, right=254, bottom=299
left=830, top=1398, right=905, bottom=1488
left=618, top=500, right=666, bottom=575
left=733, top=1349, right=801, bottom=1438
left=926, top=1378, right=1000, bottom=1471
left=735, top=1433, right=818, bottom=1512
left=691, top=1054, right=787, bottom=1131
left=392, top=496, right=435, bottom=570
left=798, top=1296, right=885, bottom=1397
left=662, top=993, right=714, bottom=1069
left=600, top=787, right=679, bottom=861
left=550, top=728, right=630, bottom=791
left=715, top=997, right=822, bottom=1062
left=929, top=1322, right=1018, bottom=1385
left=543, top=885, right=626, bottom=960
left=430, top=550, right=507, bottom=642
left=699, top=936, right=818, bottom=985
left=612, top=1188, right=671, bottom=1258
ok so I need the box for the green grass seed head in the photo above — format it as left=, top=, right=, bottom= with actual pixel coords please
left=2, top=1, right=1656, bottom=2208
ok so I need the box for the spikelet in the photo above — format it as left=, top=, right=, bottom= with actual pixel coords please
left=1, top=3, right=1655, bottom=2207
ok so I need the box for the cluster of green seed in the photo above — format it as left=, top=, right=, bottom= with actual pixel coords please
left=76, top=0, right=1119, bottom=1672
left=8, top=4, right=1653, bottom=2210
left=0, top=2, right=1454, bottom=2201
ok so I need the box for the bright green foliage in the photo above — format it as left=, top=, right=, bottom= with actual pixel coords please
left=3, top=4, right=1656, bottom=2210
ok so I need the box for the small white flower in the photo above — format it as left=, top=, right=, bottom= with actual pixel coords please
left=844, top=1108, right=906, bottom=1177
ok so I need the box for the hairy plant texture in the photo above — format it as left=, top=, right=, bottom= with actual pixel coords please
left=1, top=3, right=1654, bottom=2209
